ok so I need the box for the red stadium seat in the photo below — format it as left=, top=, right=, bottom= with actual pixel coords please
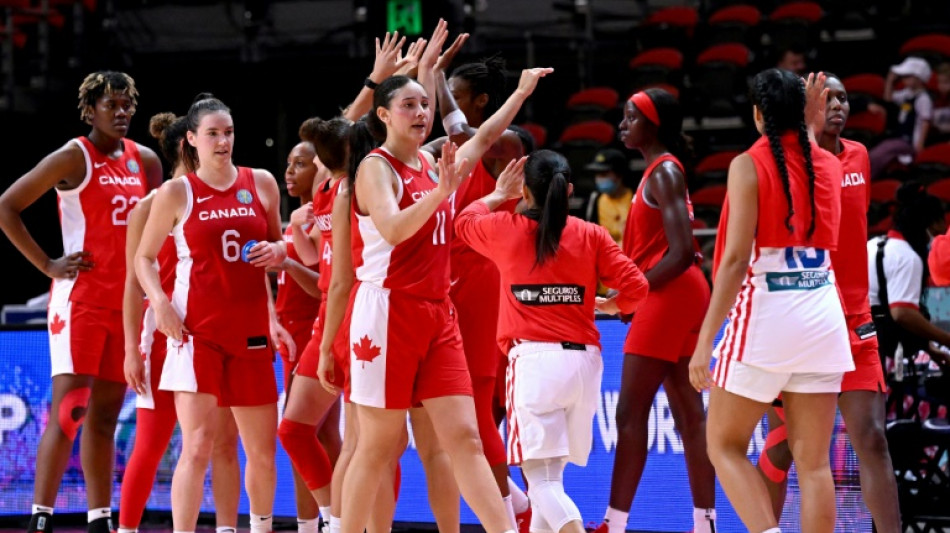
left=842, top=73, right=886, bottom=101
left=695, top=151, right=740, bottom=183
left=842, top=111, right=887, bottom=145
left=899, top=34, right=950, bottom=59
left=636, top=83, right=680, bottom=100
left=0, top=25, right=27, bottom=48
left=644, top=6, right=699, bottom=31
left=870, top=179, right=901, bottom=204
left=709, top=4, right=762, bottom=26
left=916, top=142, right=950, bottom=167
left=769, top=1, right=823, bottom=23
left=696, top=43, right=750, bottom=67
left=629, top=48, right=684, bottom=70
left=927, top=178, right=950, bottom=203
left=13, top=10, right=66, bottom=29
left=566, top=87, right=619, bottom=112
left=690, top=184, right=728, bottom=207
left=557, top=120, right=615, bottom=146
left=518, top=122, right=547, bottom=149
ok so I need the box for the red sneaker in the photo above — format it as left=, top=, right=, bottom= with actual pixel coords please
left=516, top=507, right=532, bottom=533
left=590, top=522, right=609, bottom=533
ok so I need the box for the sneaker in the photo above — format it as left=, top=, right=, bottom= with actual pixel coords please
left=27, top=513, right=53, bottom=533
left=317, top=517, right=330, bottom=533
left=86, top=516, right=113, bottom=533
left=590, top=522, right=609, bottom=533
left=515, top=507, right=531, bottom=533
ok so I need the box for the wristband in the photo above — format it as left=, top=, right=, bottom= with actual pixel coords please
left=364, top=77, right=379, bottom=90
left=442, top=109, right=468, bottom=136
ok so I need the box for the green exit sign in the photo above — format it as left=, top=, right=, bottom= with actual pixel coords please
left=387, top=0, right=423, bottom=36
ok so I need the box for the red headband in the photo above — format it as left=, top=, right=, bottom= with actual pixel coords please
left=630, top=91, right=660, bottom=126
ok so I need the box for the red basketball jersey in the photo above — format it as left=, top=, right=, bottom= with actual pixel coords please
left=170, top=168, right=271, bottom=356
left=746, top=133, right=842, bottom=250
left=314, top=178, right=344, bottom=295
left=456, top=202, right=649, bottom=353
left=50, top=137, right=148, bottom=310
left=351, top=149, right=451, bottom=300
left=450, top=160, right=517, bottom=277
left=275, top=223, right=321, bottom=322
left=830, top=138, right=872, bottom=316
left=622, top=154, right=697, bottom=271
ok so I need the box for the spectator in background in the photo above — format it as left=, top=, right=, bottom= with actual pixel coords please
left=870, top=57, right=934, bottom=179
left=584, top=148, right=634, bottom=245
left=775, top=44, right=808, bottom=76
left=928, top=62, right=950, bottom=145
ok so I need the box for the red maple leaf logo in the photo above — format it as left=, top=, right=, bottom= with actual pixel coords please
left=352, top=335, right=381, bottom=368
left=50, top=313, right=66, bottom=335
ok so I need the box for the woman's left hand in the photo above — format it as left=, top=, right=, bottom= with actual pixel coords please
left=688, top=344, right=714, bottom=392
left=436, top=140, right=469, bottom=197
left=248, top=241, right=287, bottom=268
left=494, top=156, right=527, bottom=200
left=271, top=319, right=296, bottom=362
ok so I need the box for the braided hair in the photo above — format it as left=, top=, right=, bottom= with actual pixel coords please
left=450, top=55, right=507, bottom=119
left=750, top=68, right=818, bottom=237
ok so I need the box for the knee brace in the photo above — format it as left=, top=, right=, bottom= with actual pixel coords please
left=278, top=419, right=332, bottom=490
left=522, top=458, right=581, bottom=532
left=58, top=387, right=92, bottom=440
left=758, top=407, right=790, bottom=483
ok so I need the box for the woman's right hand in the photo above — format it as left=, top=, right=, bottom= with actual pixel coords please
left=154, top=300, right=186, bottom=343
left=124, top=346, right=147, bottom=395
left=688, top=343, right=714, bottom=392
left=290, top=202, right=314, bottom=228
left=317, top=347, right=339, bottom=395
left=45, top=251, right=93, bottom=279
left=515, top=67, right=555, bottom=98
left=803, top=71, right=828, bottom=136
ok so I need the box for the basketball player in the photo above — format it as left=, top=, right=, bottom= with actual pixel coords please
left=134, top=94, right=286, bottom=533
left=690, top=70, right=853, bottom=533
left=595, top=88, right=717, bottom=533
left=0, top=71, right=162, bottom=533
left=455, top=150, right=649, bottom=533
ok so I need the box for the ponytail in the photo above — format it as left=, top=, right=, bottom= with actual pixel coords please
left=523, top=150, right=571, bottom=266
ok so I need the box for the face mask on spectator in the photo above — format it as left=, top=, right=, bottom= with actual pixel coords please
left=596, top=177, right=618, bottom=194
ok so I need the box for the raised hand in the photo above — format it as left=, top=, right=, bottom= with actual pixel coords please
left=394, top=37, right=427, bottom=77
left=436, top=140, right=469, bottom=197
left=494, top=156, right=527, bottom=200
left=803, top=71, right=828, bottom=137
left=418, top=18, right=450, bottom=75
left=515, top=67, right=555, bottom=97
left=436, top=32, right=469, bottom=72
left=369, top=31, right=408, bottom=83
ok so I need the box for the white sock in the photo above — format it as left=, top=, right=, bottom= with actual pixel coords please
left=250, top=513, right=273, bottom=533
left=508, top=478, right=530, bottom=514
left=504, top=495, right=517, bottom=530
left=692, top=508, right=716, bottom=533
left=329, top=515, right=341, bottom=533
left=319, top=506, right=332, bottom=521
left=762, top=529, right=781, bottom=533
left=173, top=530, right=195, bottom=533
left=216, top=527, right=237, bottom=533
left=32, top=505, right=54, bottom=515
left=604, top=507, right=628, bottom=533
left=118, top=528, right=137, bottom=533
left=297, top=518, right=318, bottom=533
left=87, top=509, right=111, bottom=522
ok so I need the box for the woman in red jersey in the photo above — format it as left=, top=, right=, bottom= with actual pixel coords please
left=337, top=17, right=552, bottom=533
left=427, top=40, right=534, bottom=529
left=273, top=130, right=339, bottom=533
left=118, top=112, right=241, bottom=533
left=753, top=74, right=901, bottom=533
left=690, top=70, right=853, bottom=533
left=135, top=94, right=286, bottom=533
left=595, top=88, right=717, bottom=533
left=0, top=71, right=162, bottom=533
left=455, top=149, right=649, bottom=533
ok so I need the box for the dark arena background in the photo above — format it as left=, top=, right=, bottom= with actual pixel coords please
left=2, top=1, right=950, bottom=532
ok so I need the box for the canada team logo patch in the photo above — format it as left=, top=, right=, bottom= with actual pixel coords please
left=126, top=159, right=140, bottom=174
left=236, top=189, right=253, bottom=205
